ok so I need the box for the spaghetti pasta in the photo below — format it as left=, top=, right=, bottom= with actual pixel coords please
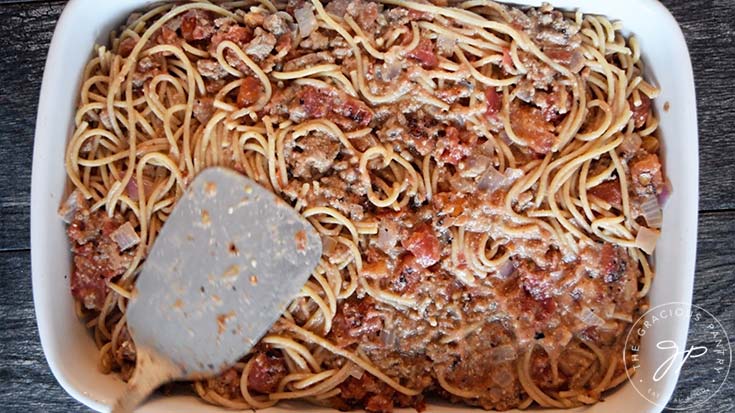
left=61, top=0, right=665, bottom=411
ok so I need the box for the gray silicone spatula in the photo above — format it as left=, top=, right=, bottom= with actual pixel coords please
left=111, top=167, right=322, bottom=413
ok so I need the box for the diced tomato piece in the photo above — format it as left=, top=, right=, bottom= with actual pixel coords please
left=431, top=192, right=466, bottom=217
left=361, top=260, right=390, bottom=280
left=501, top=47, right=513, bottom=72
left=407, top=8, right=431, bottom=21
left=297, top=86, right=373, bottom=128
left=247, top=352, right=287, bottom=394
left=544, top=47, right=584, bottom=72
left=330, top=298, right=383, bottom=347
left=485, top=87, right=501, bottom=118
left=209, top=25, right=252, bottom=53
left=407, top=38, right=437, bottom=69
left=518, top=262, right=552, bottom=302
left=516, top=261, right=557, bottom=323
left=509, top=101, right=555, bottom=154
left=402, top=224, right=441, bottom=268
left=436, top=126, right=471, bottom=165
left=335, top=97, right=373, bottom=127
left=158, top=27, right=179, bottom=45
left=520, top=288, right=556, bottom=323
left=68, top=211, right=133, bottom=310
left=275, top=33, right=292, bottom=54
left=588, top=179, right=622, bottom=209
left=538, top=88, right=570, bottom=123
left=180, top=10, right=214, bottom=41
left=630, top=93, right=651, bottom=129
left=237, top=76, right=262, bottom=108
left=366, top=394, right=394, bottom=413
left=393, top=254, right=423, bottom=293
left=211, top=368, right=240, bottom=399
left=71, top=251, right=108, bottom=310
left=299, top=86, right=330, bottom=118
left=181, top=14, right=196, bottom=40
left=599, top=243, right=625, bottom=283
left=118, top=37, right=137, bottom=58
left=630, top=153, right=664, bottom=194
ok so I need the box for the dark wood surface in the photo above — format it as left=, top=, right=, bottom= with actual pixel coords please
left=0, top=1, right=733, bottom=412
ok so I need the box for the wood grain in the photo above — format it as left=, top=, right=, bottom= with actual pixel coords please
left=0, top=0, right=734, bottom=412
left=665, top=211, right=735, bottom=411
left=0, top=1, right=64, bottom=251
left=661, top=0, right=735, bottom=211
left=0, top=250, right=93, bottom=412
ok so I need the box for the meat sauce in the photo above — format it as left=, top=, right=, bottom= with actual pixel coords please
left=65, top=1, right=663, bottom=411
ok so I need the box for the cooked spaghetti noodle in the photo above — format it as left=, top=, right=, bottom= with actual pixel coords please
left=61, top=0, right=667, bottom=410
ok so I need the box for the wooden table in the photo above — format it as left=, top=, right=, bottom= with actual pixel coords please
left=0, top=1, right=732, bottom=411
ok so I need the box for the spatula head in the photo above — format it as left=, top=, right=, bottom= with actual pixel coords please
left=126, top=167, right=321, bottom=378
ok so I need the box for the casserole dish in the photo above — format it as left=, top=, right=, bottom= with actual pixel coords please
left=31, top=0, right=698, bottom=411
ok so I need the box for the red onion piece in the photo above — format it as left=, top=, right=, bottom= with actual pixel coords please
left=376, top=220, right=399, bottom=253
left=459, top=154, right=492, bottom=178
left=110, top=222, right=140, bottom=251
left=635, top=226, right=660, bottom=255
left=658, top=179, right=672, bottom=206
left=619, top=133, right=642, bottom=157
left=449, top=175, right=474, bottom=192
left=321, top=235, right=337, bottom=255
left=640, top=194, right=662, bottom=228
left=349, top=364, right=365, bottom=379
left=497, top=260, right=515, bottom=278
left=489, top=344, right=517, bottom=363
left=478, top=167, right=522, bottom=193
left=435, top=34, right=455, bottom=56
left=58, top=189, right=85, bottom=223
left=294, top=5, right=317, bottom=38
left=382, top=58, right=402, bottom=82
left=578, top=307, right=605, bottom=326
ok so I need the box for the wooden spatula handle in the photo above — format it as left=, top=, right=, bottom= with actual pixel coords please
left=112, top=347, right=182, bottom=413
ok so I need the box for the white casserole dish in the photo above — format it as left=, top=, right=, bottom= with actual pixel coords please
left=31, top=0, right=699, bottom=412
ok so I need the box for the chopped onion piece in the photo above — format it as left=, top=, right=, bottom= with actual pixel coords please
left=380, top=329, right=396, bottom=347
left=449, top=175, right=474, bottom=192
left=489, top=344, right=517, bottom=363
left=490, top=363, right=514, bottom=383
left=635, top=226, right=660, bottom=255
left=578, top=307, right=605, bottom=326
left=348, top=363, right=365, bottom=380
left=640, top=195, right=663, bottom=228
left=376, top=220, right=399, bottom=253
left=658, top=179, right=672, bottom=206
left=110, top=222, right=140, bottom=251
left=619, top=133, right=642, bottom=156
left=480, top=139, right=495, bottom=155
left=58, top=189, right=85, bottom=223
left=435, top=34, right=455, bottom=55
left=505, top=168, right=523, bottom=181
left=601, top=320, right=618, bottom=331
left=382, top=58, right=402, bottom=82
left=557, top=327, right=573, bottom=347
left=458, top=154, right=491, bottom=178
left=478, top=167, right=523, bottom=193
left=601, top=303, right=616, bottom=319
left=478, top=166, right=505, bottom=192
left=125, top=177, right=154, bottom=202
left=321, top=235, right=337, bottom=255
left=497, top=260, right=515, bottom=278
left=294, top=5, right=317, bottom=38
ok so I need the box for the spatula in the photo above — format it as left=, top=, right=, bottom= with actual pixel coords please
left=111, top=167, right=322, bottom=413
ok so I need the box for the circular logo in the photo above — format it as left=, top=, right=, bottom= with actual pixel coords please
left=623, top=302, right=731, bottom=410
